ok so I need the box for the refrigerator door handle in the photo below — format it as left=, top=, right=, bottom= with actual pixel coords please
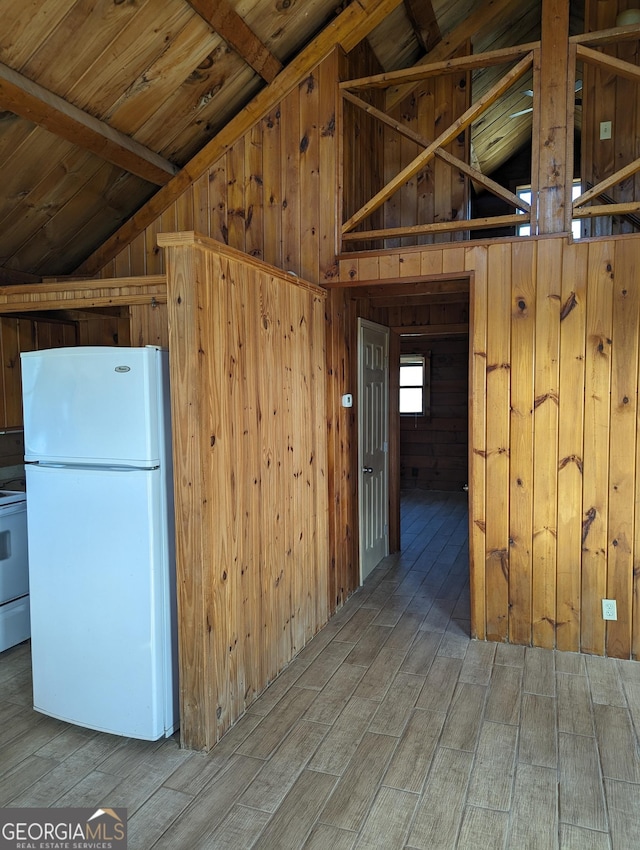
left=28, top=461, right=160, bottom=472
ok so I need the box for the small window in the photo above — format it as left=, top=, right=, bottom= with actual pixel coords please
left=400, top=353, right=430, bottom=416
left=516, top=181, right=582, bottom=238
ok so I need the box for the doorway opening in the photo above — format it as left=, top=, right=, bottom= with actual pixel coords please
left=396, top=326, right=470, bottom=622
left=355, top=274, right=471, bottom=620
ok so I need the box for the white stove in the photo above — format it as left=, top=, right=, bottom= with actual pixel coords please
left=0, top=489, right=29, bottom=652
left=0, top=489, right=26, bottom=506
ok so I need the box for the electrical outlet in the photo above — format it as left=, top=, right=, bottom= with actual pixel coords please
left=602, top=599, right=618, bottom=620
left=600, top=121, right=612, bottom=140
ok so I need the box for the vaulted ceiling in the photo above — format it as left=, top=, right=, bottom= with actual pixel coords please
left=0, top=0, right=585, bottom=283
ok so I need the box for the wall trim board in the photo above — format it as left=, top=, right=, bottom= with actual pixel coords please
left=324, top=272, right=471, bottom=290
left=337, top=228, right=640, bottom=265
left=157, top=231, right=327, bottom=298
left=0, top=275, right=166, bottom=313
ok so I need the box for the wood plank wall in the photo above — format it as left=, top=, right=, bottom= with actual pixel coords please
left=129, top=304, right=168, bottom=348
left=582, top=0, right=640, bottom=236
left=325, top=285, right=359, bottom=610
left=337, top=233, right=640, bottom=659
left=95, top=48, right=348, bottom=286
left=399, top=335, right=469, bottom=492
left=88, top=44, right=377, bottom=620
left=383, top=46, right=470, bottom=248
left=0, top=316, right=73, bottom=429
left=0, top=313, right=130, bottom=430
left=340, top=42, right=385, bottom=249
left=76, top=26, right=640, bottom=662
left=159, top=232, right=329, bottom=750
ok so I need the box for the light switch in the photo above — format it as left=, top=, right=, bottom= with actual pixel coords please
left=341, top=393, right=353, bottom=408
left=600, top=121, right=612, bottom=140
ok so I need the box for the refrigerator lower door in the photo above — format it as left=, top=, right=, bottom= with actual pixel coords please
left=25, top=464, right=178, bottom=740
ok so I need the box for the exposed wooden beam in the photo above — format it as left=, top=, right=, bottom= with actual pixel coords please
left=577, top=43, right=640, bottom=84
left=186, top=0, right=282, bottom=83
left=404, top=0, right=441, bottom=53
left=342, top=41, right=539, bottom=89
left=342, top=214, right=526, bottom=242
left=342, top=53, right=533, bottom=234
left=536, top=0, right=571, bottom=234
left=387, top=0, right=515, bottom=110
left=433, top=150, right=530, bottom=212
left=0, top=275, right=166, bottom=313
left=76, top=0, right=406, bottom=276
left=0, top=63, right=177, bottom=186
left=571, top=21, right=640, bottom=46
left=575, top=181, right=640, bottom=230
left=572, top=202, right=640, bottom=220
left=574, top=157, right=640, bottom=208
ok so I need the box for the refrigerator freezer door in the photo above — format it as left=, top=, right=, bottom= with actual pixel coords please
left=21, top=346, right=168, bottom=466
left=26, top=463, right=178, bottom=740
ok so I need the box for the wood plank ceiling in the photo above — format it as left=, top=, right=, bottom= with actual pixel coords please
left=0, top=0, right=584, bottom=283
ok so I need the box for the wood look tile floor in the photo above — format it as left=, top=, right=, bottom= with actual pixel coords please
left=2, top=490, right=640, bottom=849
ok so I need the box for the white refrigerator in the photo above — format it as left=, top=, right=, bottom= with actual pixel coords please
left=21, top=345, right=179, bottom=741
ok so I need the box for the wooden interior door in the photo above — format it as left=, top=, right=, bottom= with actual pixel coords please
left=358, top=318, right=390, bottom=582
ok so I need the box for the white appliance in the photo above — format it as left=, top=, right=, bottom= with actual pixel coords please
left=0, top=490, right=30, bottom=653
left=21, top=345, right=178, bottom=741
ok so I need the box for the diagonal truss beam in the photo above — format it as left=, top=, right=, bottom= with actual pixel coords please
left=574, top=157, right=640, bottom=209
left=341, top=89, right=530, bottom=214
left=342, top=52, right=534, bottom=234
left=571, top=43, right=640, bottom=221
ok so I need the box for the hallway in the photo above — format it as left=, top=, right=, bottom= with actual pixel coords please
left=1, top=490, right=639, bottom=848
